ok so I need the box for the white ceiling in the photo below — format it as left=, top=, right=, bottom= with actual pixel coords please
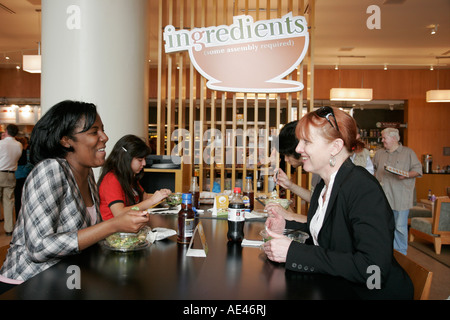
left=0, top=0, right=449, bottom=70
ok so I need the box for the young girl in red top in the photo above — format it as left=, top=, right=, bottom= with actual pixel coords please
left=98, top=134, right=171, bottom=220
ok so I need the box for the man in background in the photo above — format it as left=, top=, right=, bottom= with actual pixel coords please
left=0, top=124, right=23, bottom=236
left=373, top=127, right=422, bottom=255
left=275, top=120, right=317, bottom=203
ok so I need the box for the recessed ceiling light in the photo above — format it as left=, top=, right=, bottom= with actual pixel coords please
left=427, top=24, right=439, bottom=35
left=431, top=25, right=438, bottom=35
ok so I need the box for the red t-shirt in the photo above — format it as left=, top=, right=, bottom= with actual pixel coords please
left=99, top=171, right=142, bottom=221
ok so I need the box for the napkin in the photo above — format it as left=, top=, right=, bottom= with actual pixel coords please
left=241, top=239, right=264, bottom=247
left=147, top=227, right=177, bottom=243
left=147, top=207, right=179, bottom=214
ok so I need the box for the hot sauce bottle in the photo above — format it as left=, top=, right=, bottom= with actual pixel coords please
left=177, top=193, right=195, bottom=244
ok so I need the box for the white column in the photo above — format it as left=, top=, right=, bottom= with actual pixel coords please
left=41, top=0, right=149, bottom=160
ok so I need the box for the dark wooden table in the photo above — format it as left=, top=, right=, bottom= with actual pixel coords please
left=0, top=212, right=360, bottom=302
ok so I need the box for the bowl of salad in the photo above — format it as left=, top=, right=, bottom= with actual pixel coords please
left=166, top=192, right=183, bottom=208
left=102, top=227, right=150, bottom=252
left=259, top=192, right=292, bottom=209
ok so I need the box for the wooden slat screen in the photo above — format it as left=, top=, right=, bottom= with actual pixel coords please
left=155, top=0, right=313, bottom=214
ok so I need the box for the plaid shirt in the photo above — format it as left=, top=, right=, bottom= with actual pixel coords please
left=0, top=158, right=101, bottom=282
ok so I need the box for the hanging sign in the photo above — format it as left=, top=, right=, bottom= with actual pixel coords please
left=164, top=12, right=309, bottom=93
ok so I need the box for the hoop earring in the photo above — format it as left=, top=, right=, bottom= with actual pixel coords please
left=329, top=155, right=336, bottom=167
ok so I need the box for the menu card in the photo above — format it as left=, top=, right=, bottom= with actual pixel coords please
left=186, top=221, right=208, bottom=257
left=211, top=195, right=229, bottom=217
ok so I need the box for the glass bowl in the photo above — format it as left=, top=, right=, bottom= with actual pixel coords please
left=166, top=192, right=182, bottom=207
left=260, top=229, right=272, bottom=242
left=261, top=197, right=292, bottom=209
left=104, top=227, right=150, bottom=251
left=259, top=229, right=309, bottom=244
left=285, top=229, right=310, bottom=243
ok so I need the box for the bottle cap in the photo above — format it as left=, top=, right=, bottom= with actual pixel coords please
left=246, top=176, right=251, bottom=179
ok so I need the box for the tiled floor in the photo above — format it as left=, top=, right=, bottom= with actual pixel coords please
left=0, top=221, right=448, bottom=300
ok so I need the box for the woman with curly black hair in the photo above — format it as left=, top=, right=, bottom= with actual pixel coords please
left=0, top=100, right=150, bottom=293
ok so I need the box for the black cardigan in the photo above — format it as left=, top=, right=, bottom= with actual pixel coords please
left=285, top=160, right=413, bottom=299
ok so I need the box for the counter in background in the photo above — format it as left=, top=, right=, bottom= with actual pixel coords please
left=140, top=155, right=192, bottom=194
left=416, top=173, right=450, bottom=200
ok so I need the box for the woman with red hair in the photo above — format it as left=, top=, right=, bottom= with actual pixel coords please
left=263, top=107, right=413, bottom=299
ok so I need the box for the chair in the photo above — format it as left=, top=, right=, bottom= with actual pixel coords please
left=409, top=197, right=450, bottom=254
left=393, top=250, right=432, bottom=300
left=408, top=201, right=432, bottom=226
left=408, top=189, right=432, bottom=225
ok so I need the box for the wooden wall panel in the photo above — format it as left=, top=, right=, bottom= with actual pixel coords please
left=313, top=68, right=450, bottom=167
left=0, top=69, right=40, bottom=97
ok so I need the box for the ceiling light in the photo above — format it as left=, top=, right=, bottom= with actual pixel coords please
left=330, top=88, right=373, bottom=101
left=426, top=60, right=449, bottom=102
left=330, top=65, right=372, bottom=101
left=426, top=90, right=450, bottom=103
left=23, top=10, right=41, bottom=73
left=431, top=25, right=438, bottom=35
left=23, top=51, right=41, bottom=73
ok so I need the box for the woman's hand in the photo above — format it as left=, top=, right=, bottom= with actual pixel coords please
left=275, top=168, right=292, bottom=189
left=262, top=228, right=291, bottom=263
left=265, top=202, right=290, bottom=220
left=264, top=204, right=286, bottom=233
left=151, top=189, right=172, bottom=204
left=114, top=209, right=149, bottom=233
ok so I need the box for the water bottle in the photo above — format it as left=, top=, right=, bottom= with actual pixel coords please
left=227, top=187, right=245, bottom=243
left=177, top=193, right=196, bottom=244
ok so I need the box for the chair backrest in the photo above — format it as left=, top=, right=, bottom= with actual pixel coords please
left=393, top=250, right=433, bottom=300
left=432, top=197, right=450, bottom=234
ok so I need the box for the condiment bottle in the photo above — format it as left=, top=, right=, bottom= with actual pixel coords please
left=227, top=187, right=245, bottom=243
left=257, top=172, right=263, bottom=191
left=190, top=176, right=200, bottom=211
left=177, top=193, right=195, bottom=244
left=242, top=176, right=254, bottom=213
